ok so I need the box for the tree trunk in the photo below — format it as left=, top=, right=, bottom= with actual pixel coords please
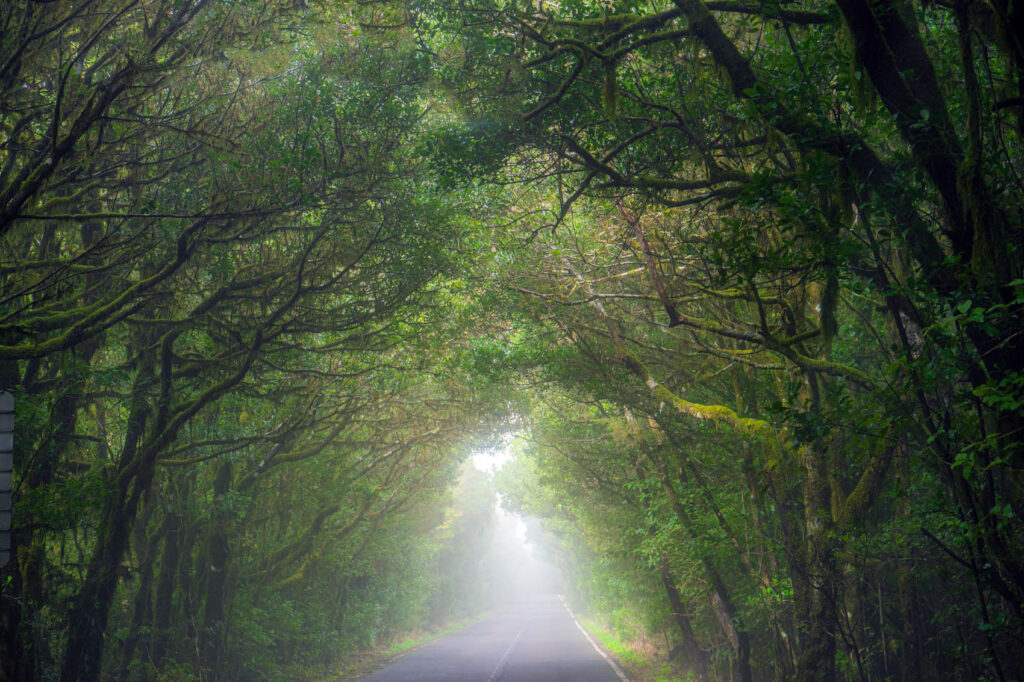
left=119, top=502, right=161, bottom=682
left=793, top=443, right=837, bottom=682
left=653, top=455, right=753, bottom=682
left=658, top=559, right=709, bottom=681
left=200, top=460, right=233, bottom=680
left=9, top=338, right=104, bottom=680
left=59, top=342, right=154, bottom=682
left=0, top=568, right=24, bottom=682
left=151, top=509, right=183, bottom=669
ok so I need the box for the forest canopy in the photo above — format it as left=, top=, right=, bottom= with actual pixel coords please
left=1, top=0, right=1022, bottom=680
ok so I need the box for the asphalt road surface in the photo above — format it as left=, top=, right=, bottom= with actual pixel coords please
left=358, top=594, right=628, bottom=682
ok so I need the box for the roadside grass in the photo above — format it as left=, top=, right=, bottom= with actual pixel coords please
left=579, top=617, right=691, bottom=682
left=384, top=617, right=478, bottom=656
left=319, top=615, right=484, bottom=681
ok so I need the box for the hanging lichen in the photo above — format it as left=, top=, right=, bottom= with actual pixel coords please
left=840, top=20, right=875, bottom=113
left=603, top=58, right=618, bottom=119
left=820, top=269, right=839, bottom=343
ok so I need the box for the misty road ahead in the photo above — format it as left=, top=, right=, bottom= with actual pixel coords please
left=357, top=594, right=628, bottom=682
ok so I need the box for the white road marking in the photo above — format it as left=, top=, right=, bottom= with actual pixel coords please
left=559, top=596, right=631, bottom=682
left=488, top=626, right=525, bottom=682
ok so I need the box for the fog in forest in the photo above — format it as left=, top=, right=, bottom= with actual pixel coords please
left=470, top=448, right=564, bottom=603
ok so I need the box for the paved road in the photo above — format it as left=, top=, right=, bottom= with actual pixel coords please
left=358, top=594, right=628, bottom=682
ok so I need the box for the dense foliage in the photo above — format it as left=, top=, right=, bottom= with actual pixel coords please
left=0, top=1, right=508, bottom=680
left=431, top=0, right=1024, bottom=678
left=1, top=0, right=1022, bottom=680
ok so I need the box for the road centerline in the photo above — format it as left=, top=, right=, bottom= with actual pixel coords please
left=488, top=625, right=525, bottom=682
